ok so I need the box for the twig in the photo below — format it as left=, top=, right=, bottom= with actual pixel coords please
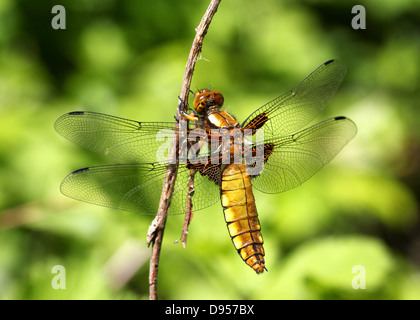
left=182, top=168, right=196, bottom=248
left=172, top=167, right=195, bottom=248
left=147, top=0, right=222, bottom=300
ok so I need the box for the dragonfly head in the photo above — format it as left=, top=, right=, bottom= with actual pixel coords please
left=193, top=89, right=224, bottom=114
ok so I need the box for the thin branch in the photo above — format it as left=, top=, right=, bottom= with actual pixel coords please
left=172, top=168, right=195, bottom=248
left=147, top=0, right=222, bottom=300
left=181, top=168, right=196, bottom=248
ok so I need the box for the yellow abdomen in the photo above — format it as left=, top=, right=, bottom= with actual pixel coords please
left=220, top=163, right=265, bottom=273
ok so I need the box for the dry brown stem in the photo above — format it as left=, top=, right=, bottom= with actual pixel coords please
left=147, top=0, right=222, bottom=300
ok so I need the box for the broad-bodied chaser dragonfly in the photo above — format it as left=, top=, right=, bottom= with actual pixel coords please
left=55, top=60, right=357, bottom=273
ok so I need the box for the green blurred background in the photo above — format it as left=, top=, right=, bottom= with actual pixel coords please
left=1, top=0, right=420, bottom=300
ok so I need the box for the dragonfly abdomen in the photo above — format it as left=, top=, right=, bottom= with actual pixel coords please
left=220, top=163, right=265, bottom=274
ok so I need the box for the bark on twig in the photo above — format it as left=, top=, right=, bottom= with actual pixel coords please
left=148, top=0, right=222, bottom=300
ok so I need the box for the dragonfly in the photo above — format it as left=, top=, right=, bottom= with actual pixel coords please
left=55, top=59, right=357, bottom=274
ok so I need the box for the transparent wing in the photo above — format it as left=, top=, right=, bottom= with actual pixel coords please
left=249, top=116, right=357, bottom=194
left=60, top=163, right=221, bottom=215
left=242, top=60, right=347, bottom=139
left=55, top=111, right=178, bottom=163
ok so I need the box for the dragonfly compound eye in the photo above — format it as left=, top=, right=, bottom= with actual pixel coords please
left=193, top=89, right=224, bottom=114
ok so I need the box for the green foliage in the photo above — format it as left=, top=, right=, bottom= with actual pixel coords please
left=1, top=0, right=419, bottom=299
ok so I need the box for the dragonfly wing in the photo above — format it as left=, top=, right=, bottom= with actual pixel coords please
left=60, top=163, right=221, bottom=215
left=242, top=60, right=347, bottom=139
left=55, top=111, right=177, bottom=163
left=249, top=116, right=357, bottom=194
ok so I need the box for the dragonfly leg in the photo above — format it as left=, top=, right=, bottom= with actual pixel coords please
left=179, top=110, right=199, bottom=122
left=177, top=96, right=199, bottom=122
